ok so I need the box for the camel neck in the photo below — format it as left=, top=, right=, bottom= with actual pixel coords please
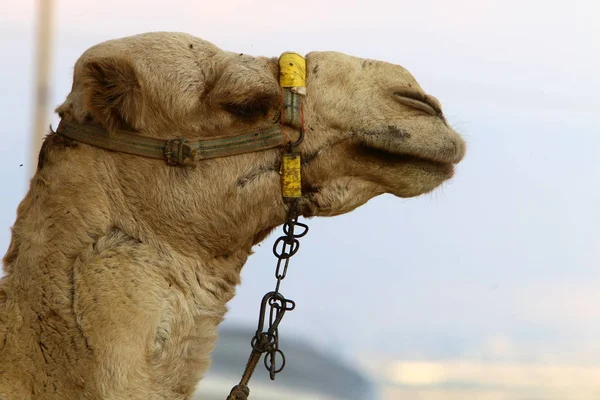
left=0, top=158, right=251, bottom=398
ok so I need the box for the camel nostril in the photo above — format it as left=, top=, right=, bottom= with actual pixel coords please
left=393, top=90, right=443, bottom=117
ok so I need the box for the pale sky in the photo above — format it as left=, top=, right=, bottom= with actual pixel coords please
left=1, top=0, right=599, bottom=398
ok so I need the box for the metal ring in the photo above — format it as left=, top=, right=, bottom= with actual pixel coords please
left=264, top=349, right=286, bottom=377
left=290, top=128, right=304, bottom=148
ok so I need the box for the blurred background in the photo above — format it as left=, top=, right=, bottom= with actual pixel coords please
left=1, top=1, right=599, bottom=399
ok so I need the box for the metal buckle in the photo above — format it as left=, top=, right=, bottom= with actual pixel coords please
left=164, top=138, right=194, bottom=166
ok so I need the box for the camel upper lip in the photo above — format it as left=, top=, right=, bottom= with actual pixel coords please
left=404, top=147, right=464, bottom=165
left=356, top=143, right=457, bottom=166
left=357, top=135, right=464, bottom=165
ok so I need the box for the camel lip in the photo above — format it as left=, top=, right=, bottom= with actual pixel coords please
left=391, top=140, right=464, bottom=165
left=393, top=153, right=456, bottom=175
left=355, top=138, right=463, bottom=166
left=355, top=143, right=457, bottom=173
left=394, top=148, right=462, bottom=165
left=354, top=123, right=465, bottom=165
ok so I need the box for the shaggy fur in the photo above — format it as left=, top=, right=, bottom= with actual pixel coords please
left=0, top=32, right=465, bottom=399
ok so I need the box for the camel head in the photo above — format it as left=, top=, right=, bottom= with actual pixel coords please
left=301, top=51, right=465, bottom=216
left=53, top=31, right=465, bottom=255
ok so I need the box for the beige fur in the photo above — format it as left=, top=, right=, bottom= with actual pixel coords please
left=0, top=32, right=465, bottom=399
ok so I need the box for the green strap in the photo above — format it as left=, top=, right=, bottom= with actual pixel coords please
left=56, top=122, right=287, bottom=166
left=282, top=89, right=303, bottom=129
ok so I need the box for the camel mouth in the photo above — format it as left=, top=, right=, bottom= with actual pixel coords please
left=354, top=143, right=455, bottom=176
left=353, top=120, right=465, bottom=167
left=353, top=129, right=464, bottom=167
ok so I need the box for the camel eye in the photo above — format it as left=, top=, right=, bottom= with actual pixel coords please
left=222, top=102, right=264, bottom=118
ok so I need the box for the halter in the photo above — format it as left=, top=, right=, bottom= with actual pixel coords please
left=56, top=52, right=306, bottom=199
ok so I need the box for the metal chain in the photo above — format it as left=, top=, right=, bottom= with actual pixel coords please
left=260, top=201, right=308, bottom=378
left=226, top=201, right=308, bottom=400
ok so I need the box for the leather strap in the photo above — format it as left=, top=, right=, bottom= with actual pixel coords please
left=56, top=121, right=287, bottom=166
left=55, top=52, right=306, bottom=167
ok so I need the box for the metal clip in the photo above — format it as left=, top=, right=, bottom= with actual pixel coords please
left=164, top=138, right=195, bottom=166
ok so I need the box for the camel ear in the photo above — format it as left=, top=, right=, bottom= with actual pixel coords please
left=81, top=57, right=145, bottom=132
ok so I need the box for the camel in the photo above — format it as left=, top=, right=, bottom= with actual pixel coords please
left=0, top=32, right=465, bottom=399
